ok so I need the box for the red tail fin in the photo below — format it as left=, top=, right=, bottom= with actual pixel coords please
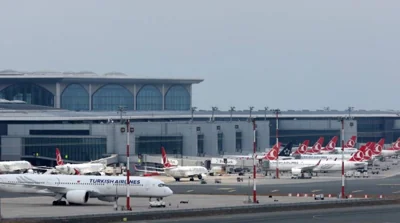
left=265, top=143, right=281, bottom=160
left=55, top=148, right=64, bottom=166
left=161, top=147, right=172, bottom=168
left=359, top=145, right=373, bottom=160
left=293, top=140, right=310, bottom=155
left=349, top=150, right=364, bottom=162
left=345, top=136, right=357, bottom=148
left=323, top=136, right=338, bottom=151
left=372, top=138, right=384, bottom=155
left=311, top=137, right=324, bottom=153
left=393, top=138, right=400, bottom=150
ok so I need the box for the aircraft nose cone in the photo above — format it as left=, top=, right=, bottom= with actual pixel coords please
left=166, top=187, right=173, bottom=196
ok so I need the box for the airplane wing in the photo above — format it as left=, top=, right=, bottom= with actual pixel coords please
left=133, top=165, right=165, bottom=174
left=293, top=159, right=322, bottom=172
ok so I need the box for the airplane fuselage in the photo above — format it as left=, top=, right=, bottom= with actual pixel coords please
left=0, top=161, right=32, bottom=173
left=55, top=163, right=105, bottom=175
left=0, top=174, right=173, bottom=199
left=165, top=166, right=208, bottom=179
left=268, top=159, right=366, bottom=173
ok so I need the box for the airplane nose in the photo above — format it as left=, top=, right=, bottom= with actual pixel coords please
left=166, top=187, right=173, bottom=196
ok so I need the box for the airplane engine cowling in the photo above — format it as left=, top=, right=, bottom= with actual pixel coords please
left=65, top=190, right=89, bottom=204
left=291, top=168, right=302, bottom=175
left=97, top=196, right=117, bottom=202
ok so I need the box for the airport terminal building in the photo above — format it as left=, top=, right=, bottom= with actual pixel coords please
left=0, top=70, right=400, bottom=166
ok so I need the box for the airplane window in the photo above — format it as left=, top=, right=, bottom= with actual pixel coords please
left=158, top=183, right=165, bottom=187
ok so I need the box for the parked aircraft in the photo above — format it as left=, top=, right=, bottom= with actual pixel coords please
left=0, top=174, right=173, bottom=206
left=267, top=150, right=367, bottom=174
left=135, top=147, right=208, bottom=182
left=55, top=148, right=106, bottom=175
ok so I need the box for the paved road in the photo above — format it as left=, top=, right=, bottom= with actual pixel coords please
left=136, top=204, right=400, bottom=223
left=168, top=175, right=400, bottom=196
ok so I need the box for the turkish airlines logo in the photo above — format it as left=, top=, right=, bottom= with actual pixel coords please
left=395, top=141, right=400, bottom=148
left=374, top=145, right=382, bottom=154
left=267, top=149, right=278, bottom=160
left=298, top=145, right=307, bottom=154
left=364, top=149, right=372, bottom=159
left=56, top=153, right=63, bottom=165
left=351, top=151, right=364, bottom=162
left=347, top=139, right=355, bottom=147
left=328, top=141, right=335, bottom=149
left=314, top=143, right=322, bottom=152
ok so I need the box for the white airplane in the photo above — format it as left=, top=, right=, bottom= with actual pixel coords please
left=267, top=150, right=367, bottom=175
left=55, top=148, right=106, bottom=175
left=135, top=147, right=208, bottom=182
left=0, top=174, right=173, bottom=206
left=0, top=160, right=50, bottom=174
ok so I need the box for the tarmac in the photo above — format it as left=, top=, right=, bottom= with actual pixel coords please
left=135, top=204, right=400, bottom=223
left=0, top=194, right=340, bottom=219
left=158, top=158, right=400, bottom=197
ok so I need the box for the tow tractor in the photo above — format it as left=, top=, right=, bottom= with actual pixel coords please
left=149, top=198, right=166, bottom=208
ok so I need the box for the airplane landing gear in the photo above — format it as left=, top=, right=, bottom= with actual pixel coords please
left=174, top=178, right=180, bottom=181
left=52, top=200, right=67, bottom=206
left=190, top=178, right=194, bottom=181
left=198, top=175, right=202, bottom=180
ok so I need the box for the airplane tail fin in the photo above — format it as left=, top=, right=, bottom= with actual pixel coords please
left=278, top=142, right=293, bottom=156
left=161, top=147, right=172, bottom=168
left=372, top=138, right=384, bottom=155
left=348, top=150, right=364, bottom=162
left=359, top=145, right=373, bottom=160
left=293, top=140, right=310, bottom=155
left=265, top=144, right=280, bottom=160
left=311, top=137, right=324, bottom=153
left=324, top=136, right=338, bottom=151
left=55, top=148, right=64, bottom=166
left=345, top=136, right=357, bottom=148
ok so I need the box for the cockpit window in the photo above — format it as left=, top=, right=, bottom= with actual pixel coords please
left=158, top=183, right=165, bottom=187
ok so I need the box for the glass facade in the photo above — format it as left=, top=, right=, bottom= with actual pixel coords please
left=61, top=84, right=89, bottom=111
left=23, top=137, right=106, bottom=161
left=0, top=83, right=54, bottom=106
left=197, top=134, right=204, bottom=155
left=235, top=131, right=242, bottom=152
left=165, top=85, right=190, bottom=111
left=217, top=132, right=223, bottom=155
left=136, top=136, right=183, bottom=155
left=92, top=84, right=134, bottom=111
left=136, top=85, right=162, bottom=111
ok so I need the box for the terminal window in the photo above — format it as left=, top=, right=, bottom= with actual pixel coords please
left=23, top=137, right=106, bottom=161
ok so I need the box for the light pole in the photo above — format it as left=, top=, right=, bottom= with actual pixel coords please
left=125, top=119, right=132, bottom=210
left=272, top=109, right=281, bottom=179
left=229, top=106, right=235, bottom=122
left=347, top=106, right=354, bottom=119
left=211, top=106, right=218, bottom=122
left=338, top=116, right=345, bottom=199
left=264, top=107, right=269, bottom=121
left=118, top=106, right=127, bottom=123
left=249, top=106, right=254, bottom=121
left=251, top=118, right=257, bottom=203
left=191, top=106, right=197, bottom=122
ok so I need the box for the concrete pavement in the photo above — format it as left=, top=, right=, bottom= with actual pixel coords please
left=136, top=204, right=400, bottom=223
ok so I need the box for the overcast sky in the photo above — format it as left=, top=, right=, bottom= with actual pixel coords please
left=0, top=1, right=399, bottom=111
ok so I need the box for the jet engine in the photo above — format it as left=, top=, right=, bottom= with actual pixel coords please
left=97, top=196, right=117, bottom=202
left=291, top=168, right=302, bottom=175
left=198, top=173, right=207, bottom=180
left=65, top=190, right=89, bottom=204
